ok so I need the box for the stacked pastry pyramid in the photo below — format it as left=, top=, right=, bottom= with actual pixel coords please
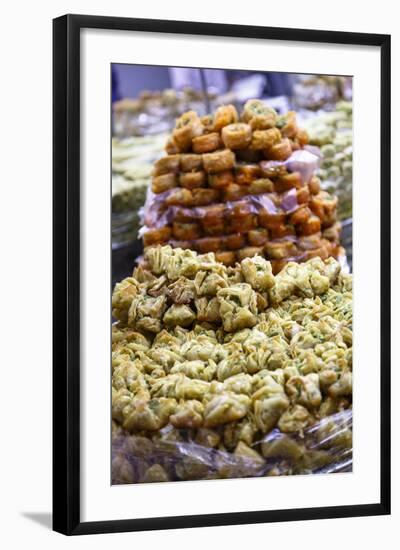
left=142, top=100, right=342, bottom=273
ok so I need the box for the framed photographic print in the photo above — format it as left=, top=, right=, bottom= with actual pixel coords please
left=53, top=14, right=391, bottom=535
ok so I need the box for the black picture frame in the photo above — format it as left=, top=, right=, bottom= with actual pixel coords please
left=53, top=13, right=391, bottom=536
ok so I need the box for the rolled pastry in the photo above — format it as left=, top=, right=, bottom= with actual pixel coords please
left=152, top=173, right=177, bottom=193
left=208, top=170, right=234, bottom=189
left=153, top=155, right=180, bottom=176
left=179, top=171, right=206, bottom=189
left=143, top=226, right=172, bottom=247
left=172, top=111, right=203, bottom=152
left=213, top=104, right=239, bottom=131
left=265, top=138, right=292, bottom=161
left=192, top=132, right=222, bottom=154
left=180, top=154, right=203, bottom=172
left=203, top=149, right=235, bottom=173
left=235, top=163, right=262, bottom=185
left=221, top=123, right=252, bottom=150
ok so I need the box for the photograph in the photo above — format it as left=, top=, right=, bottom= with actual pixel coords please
left=111, top=64, right=354, bottom=485
left=52, top=14, right=390, bottom=534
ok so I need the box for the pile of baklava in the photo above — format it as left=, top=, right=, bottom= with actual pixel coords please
left=112, top=245, right=352, bottom=481
left=141, top=100, right=343, bottom=273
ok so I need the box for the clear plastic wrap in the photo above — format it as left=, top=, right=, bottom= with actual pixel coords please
left=141, top=188, right=301, bottom=230
left=112, top=409, right=352, bottom=484
left=139, top=184, right=342, bottom=270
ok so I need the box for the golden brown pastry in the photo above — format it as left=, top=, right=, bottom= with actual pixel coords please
left=165, top=188, right=193, bottom=206
left=289, top=206, right=312, bottom=225
left=208, top=170, right=235, bottom=189
left=247, top=228, right=269, bottom=247
left=295, top=128, right=309, bottom=147
left=241, top=99, right=277, bottom=128
left=143, top=226, right=172, bottom=247
left=201, top=204, right=225, bottom=225
left=274, top=171, right=303, bottom=192
left=298, top=215, right=322, bottom=236
left=236, top=247, right=264, bottom=261
left=214, top=251, right=237, bottom=266
left=213, top=104, right=239, bottom=131
left=195, top=237, right=223, bottom=253
left=165, top=137, right=180, bottom=154
left=221, top=123, right=252, bottom=150
left=265, top=138, right=292, bottom=161
left=264, top=240, right=299, bottom=259
left=153, top=155, right=180, bottom=176
left=191, top=188, right=220, bottom=206
left=298, top=233, right=323, bottom=250
left=228, top=216, right=257, bottom=233
left=322, top=222, right=342, bottom=242
left=172, top=111, right=203, bottom=152
left=258, top=208, right=286, bottom=228
left=269, top=223, right=296, bottom=239
left=296, top=186, right=311, bottom=204
left=172, top=222, right=202, bottom=240
left=180, top=154, right=203, bottom=172
left=225, top=233, right=246, bottom=250
left=174, top=206, right=195, bottom=223
left=235, top=163, right=262, bottom=185
left=192, top=132, right=222, bottom=153
left=222, top=183, right=246, bottom=201
left=202, top=149, right=235, bottom=173
left=304, top=244, right=330, bottom=261
left=251, top=127, right=281, bottom=150
left=279, top=111, right=298, bottom=138
left=248, top=178, right=274, bottom=195
left=152, top=173, right=177, bottom=193
left=308, top=176, right=321, bottom=195
left=179, top=171, right=206, bottom=189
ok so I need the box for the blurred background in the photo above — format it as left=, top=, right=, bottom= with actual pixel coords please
left=112, top=64, right=352, bottom=285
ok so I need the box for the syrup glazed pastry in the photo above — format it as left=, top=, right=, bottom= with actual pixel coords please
left=192, top=132, right=222, bottom=154
left=202, top=149, right=236, bottom=173
left=208, top=170, right=235, bottom=189
left=141, top=100, right=342, bottom=269
left=241, top=99, right=277, bottom=128
left=172, top=111, right=204, bottom=152
left=152, top=173, right=177, bottom=193
left=213, top=104, right=239, bottom=131
left=221, top=123, right=252, bottom=150
left=178, top=171, right=206, bottom=190
left=180, top=154, right=203, bottom=172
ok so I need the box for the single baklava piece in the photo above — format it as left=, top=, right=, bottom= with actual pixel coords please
left=221, top=123, right=252, bottom=149
left=153, top=154, right=180, bottom=176
left=250, top=127, right=281, bottom=150
left=202, top=149, right=236, bottom=173
left=192, top=132, right=222, bottom=153
left=178, top=171, right=206, bottom=189
left=235, top=163, right=262, bottom=185
left=143, top=226, right=171, bottom=247
left=152, top=172, right=177, bottom=193
left=180, top=153, right=203, bottom=172
left=172, top=110, right=203, bottom=152
left=241, top=99, right=277, bottom=129
left=213, top=104, right=239, bottom=131
left=265, top=138, right=292, bottom=161
left=208, top=170, right=234, bottom=189
left=172, top=221, right=202, bottom=241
